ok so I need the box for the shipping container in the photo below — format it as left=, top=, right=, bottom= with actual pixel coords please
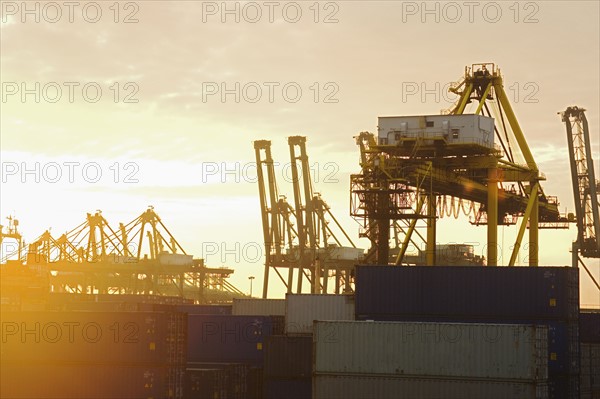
left=548, top=374, right=580, bottom=399
left=233, top=298, right=286, bottom=316
left=185, top=367, right=228, bottom=399
left=264, top=335, right=312, bottom=379
left=285, top=294, right=354, bottom=334
left=313, top=321, right=547, bottom=381
left=354, top=266, right=580, bottom=378
left=1, top=311, right=186, bottom=366
left=355, top=266, right=579, bottom=321
left=187, top=315, right=274, bottom=365
left=580, top=310, right=600, bottom=343
left=313, top=374, right=547, bottom=399
left=1, top=363, right=175, bottom=399
left=580, top=343, right=600, bottom=399
left=271, top=314, right=286, bottom=335
left=353, top=315, right=578, bottom=375
left=264, top=378, right=311, bottom=399
left=247, top=366, right=264, bottom=399
left=177, top=304, right=232, bottom=315
left=184, top=363, right=248, bottom=399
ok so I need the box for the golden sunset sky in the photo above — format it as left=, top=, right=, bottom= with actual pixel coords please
left=1, top=1, right=599, bottom=306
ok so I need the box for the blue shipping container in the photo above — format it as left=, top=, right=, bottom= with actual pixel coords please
left=187, top=315, right=274, bottom=365
left=355, top=266, right=579, bottom=321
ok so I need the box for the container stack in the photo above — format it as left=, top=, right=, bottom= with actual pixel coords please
left=313, top=321, right=548, bottom=399
left=185, top=313, right=278, bottom=398
left=263, top=335, right=312, bottom=399
left=580, top=310, right=600, bottom=399
left=261, top=293, right=355, bottom=398
left=0, top=310, right=187, bottom=398
left=354, top=265, right=580, bottom=399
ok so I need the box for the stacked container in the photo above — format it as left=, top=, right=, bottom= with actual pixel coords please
left=184, top=363, right=249, bottom=399
left=580, top=310, right=600, bottom=399
left=0, top=310, right=187, bottom=398
left=263, top=335, right=312, bottom=399
left=312, top=320, right=548, bottom=399
left=185, top=313, right=279, bottom=398
left=355, top=266, right=580, bottom=399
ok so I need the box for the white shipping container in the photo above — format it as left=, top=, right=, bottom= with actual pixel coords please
left=232, top=298, right=285, bottom=316
left=285, top=294, right=354, bottom=334
left=313, top=374, right=547, bottom=399
left=314, top=321, right=547, bottom=381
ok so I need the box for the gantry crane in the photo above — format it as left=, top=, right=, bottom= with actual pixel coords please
left=255, top=138, right=362, bottom=297
left=288, top=136, right=360, bottom=294
left=0, top=216, right=23, bottom=262
left=561, top=106, right=600, bottom=290
left=351, top=63, right=569, bottom=266
left=255, top=139, right=299, bottom=298
left=0, top=208, right=245, bottom=303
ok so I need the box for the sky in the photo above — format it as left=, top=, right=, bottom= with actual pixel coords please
left=1, top=0, right=599, bottom=306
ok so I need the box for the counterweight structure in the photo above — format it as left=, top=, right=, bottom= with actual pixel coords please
left=0, top=209, right=245, bottom=303
left=255, top=138, right=362, bottom=298
left=351, top=63, right=568, bottom=266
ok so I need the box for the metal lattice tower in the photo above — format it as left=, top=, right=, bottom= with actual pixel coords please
left=562, top=106, right=600, bottom=259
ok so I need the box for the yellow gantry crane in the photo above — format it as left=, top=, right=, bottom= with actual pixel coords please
left=0, top=208, right=245, bottom=303
left=351, top=63, right=569, bottom=266
left=255, top=139, right=299, bottom=298
left=255, top=137, right=361, bottom=297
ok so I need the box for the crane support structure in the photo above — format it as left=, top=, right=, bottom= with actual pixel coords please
left=351, top=63, right=568, bottom=266
left=255, top=137, right=362, bottom=297
left=561, top=106, right=600, bottom=261
left=255, top=140, right=298, bottom=297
